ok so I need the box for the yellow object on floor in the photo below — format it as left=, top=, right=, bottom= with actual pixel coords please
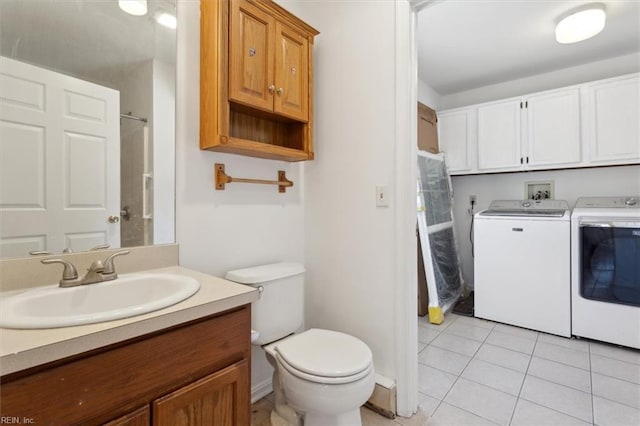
left=428, top=306, right=444, bottom=324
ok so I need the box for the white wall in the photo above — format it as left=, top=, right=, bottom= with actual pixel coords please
left=278, top=0, right=400, bottom=382
left=440, top=52, right=640, bottom=110
left=418, top=79, right=441, bottom=110
left=452, top=166, right=640, bottom=287
left=175, top=1, right=305, bottom=400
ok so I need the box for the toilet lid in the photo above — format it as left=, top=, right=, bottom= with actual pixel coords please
left=274, top=328, right=373, bottom=378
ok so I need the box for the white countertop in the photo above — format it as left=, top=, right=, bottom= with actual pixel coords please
left=0, top=266, right=259, bottom=376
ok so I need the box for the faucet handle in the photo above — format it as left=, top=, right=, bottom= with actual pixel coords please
left=41, top=258, right=79, bottom=281
left=103, top=250, right=130, bottom=276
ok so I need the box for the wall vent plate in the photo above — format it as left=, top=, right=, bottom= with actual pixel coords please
left=525, top=181, right=554, bottom=200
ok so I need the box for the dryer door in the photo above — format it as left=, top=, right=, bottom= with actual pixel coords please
left=580, top=221, right=640, bottom=307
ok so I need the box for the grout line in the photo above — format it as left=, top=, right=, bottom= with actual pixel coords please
left=516, top=396, right=598, bottom=425
left=435, top=401, right=501, bottom=426
left=507, top=332, right=537, bottom=425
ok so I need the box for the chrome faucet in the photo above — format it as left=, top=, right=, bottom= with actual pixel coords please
left=41, top=250, right=130, bottom=288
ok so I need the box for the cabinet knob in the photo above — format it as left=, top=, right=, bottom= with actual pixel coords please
left=276, top=87, right=283, bottom=95
left=268, top=85, right=275, bottom=93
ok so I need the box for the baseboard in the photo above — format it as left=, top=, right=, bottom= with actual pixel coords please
left=251, top=378, right=273, bottom=404
left=365, top=374, right=397, bottom=419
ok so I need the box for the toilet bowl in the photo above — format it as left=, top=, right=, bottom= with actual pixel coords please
left=225, top=262, right=375, bottom=426
left=265, top=329, right=375, bottom=426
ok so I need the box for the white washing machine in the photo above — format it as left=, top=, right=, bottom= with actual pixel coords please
left=474, top=200, right=571, bottom=337
left=571, top=196, right=640, bottom=349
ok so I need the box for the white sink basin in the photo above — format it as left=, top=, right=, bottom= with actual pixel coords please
left=0, top=273, right=200, bottom=329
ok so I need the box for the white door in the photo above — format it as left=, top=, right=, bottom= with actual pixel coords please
left=0, top=57, right=120, bottom=257
left=586, top=74, right=640, bottom=164
left=477, top=99, right=523, bottom=172
left=526, top=88, right=582, bottom=169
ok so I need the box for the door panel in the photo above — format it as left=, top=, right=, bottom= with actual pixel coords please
left=477, top=100, right=522, bottom=171
left=153, top=360, right=250, bottom=426
left=0, top=56, right=120, bottom=257
left=274, top=21, right=308, bottom=121
left=527, top=89, right=582, bottom=167
left=229, top=0, right=275, bottom=112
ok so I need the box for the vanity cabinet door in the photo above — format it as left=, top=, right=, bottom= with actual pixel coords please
left=153, top=360, right=250, bottom=426
left=103, top=406, right=150, bottom=426
left=229, top=0, right=275, bottom=112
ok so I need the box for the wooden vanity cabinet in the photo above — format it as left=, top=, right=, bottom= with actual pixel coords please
left=0, top=305, right=251, bottom=426
left=201, top=0, right=318, bottom=161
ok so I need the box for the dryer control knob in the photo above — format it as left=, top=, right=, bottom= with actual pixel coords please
left=625, top=197, right=637, bottom=206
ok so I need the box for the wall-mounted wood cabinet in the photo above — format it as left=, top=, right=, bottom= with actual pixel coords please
left=201, top=0, right=319, bottom=162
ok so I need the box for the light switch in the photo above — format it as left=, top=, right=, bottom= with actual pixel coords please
left=376, top=185, right=389, bottom=207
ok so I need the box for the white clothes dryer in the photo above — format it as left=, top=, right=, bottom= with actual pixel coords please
left=571, top=196, right=640, bottom=349
left=474, top=200, right=571, bottom=337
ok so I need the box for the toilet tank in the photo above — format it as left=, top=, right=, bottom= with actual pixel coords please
left=225, top=262, right=305, bottom=345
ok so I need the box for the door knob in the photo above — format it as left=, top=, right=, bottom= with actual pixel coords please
left=108, top=215, right=120, bottom=223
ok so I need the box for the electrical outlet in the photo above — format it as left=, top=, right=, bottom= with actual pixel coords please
left=469, top=195, right=476, bottom=204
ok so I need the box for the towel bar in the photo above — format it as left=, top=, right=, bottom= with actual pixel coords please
left=214, top=163, right=293, bottom=193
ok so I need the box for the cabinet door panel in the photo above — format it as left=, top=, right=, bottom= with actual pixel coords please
left=229, top=0, right=275, bottom=112
left=438, top=110, right=474, bottom=173
left=527, top=88, right=582, bottom=168
left=274, top=21, right=309, bottom=122
left=477, top=100, right=522, bottom=171
left=588, top=75, right=640, bottom=163
left=103, top=406, right=150, bottom=426
left=153, top=360, right=250, bottom=426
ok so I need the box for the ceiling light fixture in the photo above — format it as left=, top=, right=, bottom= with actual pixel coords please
left=156, top=12, right=177, bottom=30
left=119, top=0, right=148, bottom=16
left=555, top=3, right=606, bottom=44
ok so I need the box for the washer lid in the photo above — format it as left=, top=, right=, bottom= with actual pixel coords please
left=274, top=329, right=373, bottom=378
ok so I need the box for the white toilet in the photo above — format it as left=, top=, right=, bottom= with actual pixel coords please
left=226, top=262, right=375, bottom=426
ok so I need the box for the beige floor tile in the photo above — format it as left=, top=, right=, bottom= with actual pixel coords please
left=419, top=345, right=471, bottom=375
left=418, top=323, right=441, bottom=344
left=510, top=399, right=590, bottom=426
left=461, top=358, right=525, bottom=396
left=475, top=343, right=531, bottom=373
left=445, top=321, right=492, bottom=342
left=444, top=378, right=517, bottom=426
left=592, top=372, right=640, bottom=409
left=418, top=363, right=457, bottom=400
left=537, top=333, right=589, bottom=353
left=520, top=376, right=592, bottom=423
left=590, top=342, right=640, bottom=365
left=431, top=332, right=483, bottom=357
left=429, top=402, right=498, bottom=426
left=492, top=323, right=539, bottom=340
left=533, top=341, right=590, bottom=370
left=593, top=395, right=640, bottom=426
left=591, top=353, right=640, bottom=385
left=485, top=330, right=536, bottom=354
left=527, top=356, right=591, bottom=393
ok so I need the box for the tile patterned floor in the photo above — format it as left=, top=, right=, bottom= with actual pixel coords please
left=417, top=314, right=640, bottom=426
left=251, top=313, right=640, bottom=425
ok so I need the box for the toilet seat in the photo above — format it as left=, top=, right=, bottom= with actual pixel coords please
left=273, top=328, right=373, bottom=384
left=276, top=352, right=374, bottom=384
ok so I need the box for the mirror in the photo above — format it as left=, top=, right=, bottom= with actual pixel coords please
left=0, top=0, right=176, bottom=259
